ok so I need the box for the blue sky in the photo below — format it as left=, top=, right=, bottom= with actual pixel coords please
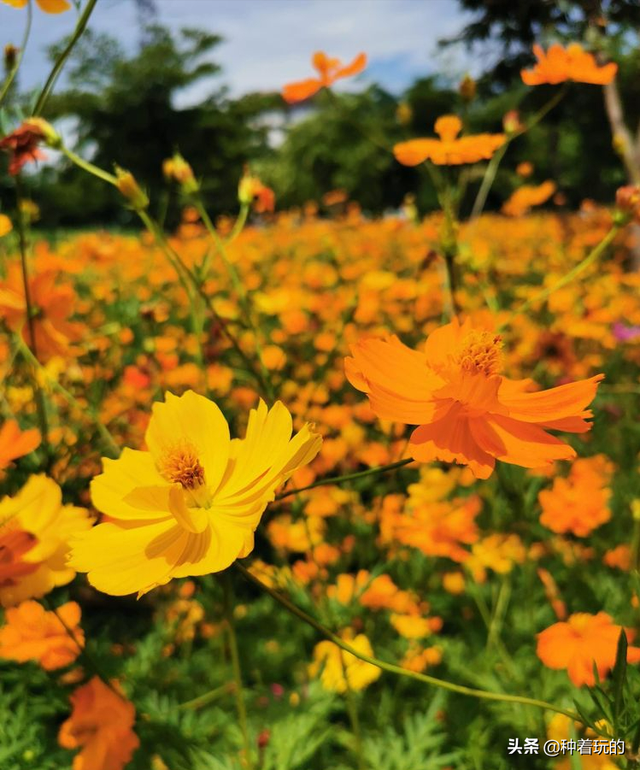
left=0, top=0, right=483, bottom=104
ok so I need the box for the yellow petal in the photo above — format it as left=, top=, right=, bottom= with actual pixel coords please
left=1, top=0, right=29, bottom=7
left=167, top=485, right=209, bottom=534
left=91, top=449, right=167, bottom=520
left=69, top=520, right=181, bottom=596
left=170, top=515, right=251, bottom=578
left=216, top=400, right=322, bottom=513
left=146, top=391, right=230, bottom=494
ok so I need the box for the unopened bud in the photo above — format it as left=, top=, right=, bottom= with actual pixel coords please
left=4, top=44, right=18, bottom=72
left=162, top=153, right=198, bottom=194
left=503, top=110, right=523, bottom=136
left=257, top=729, right=270, bottom=750
left=115, top=166, right=149, bottom=210
left=615, top=185, right=640, bottom=223
left=396, top=101, right=412, bottom=126
left=459, top=74, right=476, bottom=102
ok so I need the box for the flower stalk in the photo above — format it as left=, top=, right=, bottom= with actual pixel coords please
left=235, top=562, right=582, bottom=723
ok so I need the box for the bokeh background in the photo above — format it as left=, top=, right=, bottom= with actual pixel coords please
left=1, top=0, right=639, bottom=228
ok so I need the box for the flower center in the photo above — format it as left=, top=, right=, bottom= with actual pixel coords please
left=456, top=330, right=503, bottom=376
left=157, top=441, right=205, bottom=490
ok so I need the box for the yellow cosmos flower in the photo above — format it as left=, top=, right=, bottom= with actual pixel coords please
left=69, top=390, right=322, bottom=597
left=0, top=214, right=12, bottom=237
left=309, top=630, right=382, bottom=693
left=0, top=475, right=93, bottom=607
left=1, top=0, right=70, bottom=11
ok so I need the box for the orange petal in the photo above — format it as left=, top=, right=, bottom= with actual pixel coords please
left=282, top=78, right=322, bottom=104
left=36, top=0, right=71, bottom=11
left=333, top=52, right=367, bottom=81
left=393, top=139, right=437, bottom=166
left=499, top=374, right=603, bottom=425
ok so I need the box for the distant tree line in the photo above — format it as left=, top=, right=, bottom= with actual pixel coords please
left=1, top=0, right=638, bottom=226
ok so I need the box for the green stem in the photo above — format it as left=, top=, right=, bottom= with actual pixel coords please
left=0, top=0, right=32, bottom=108
left=15, top=182, right=49, bottom=459
left=16, top=335, right=120, bottom=458
left=193, top=198, right=274, bottom=400
left=178, top=682, right=236, bottom=711
left=235, top=562, right=582, bottom=722
left=339, top=650, right=367, bottom=770
left=469, top=85, right=568, bottom=220
left=504, top=224, right=619, bottom=325
left=61, top=146, right=118, bottom=185
left=33, top=0, right=99, bottom=116
left=275, top=458, right=414, bottom=501
left=221, top=572, right=254, bottom=770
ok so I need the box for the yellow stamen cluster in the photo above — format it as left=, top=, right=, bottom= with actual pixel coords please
left=158, top=442, right=205, bottom=490
left=456, top=330, right=503, bottom=376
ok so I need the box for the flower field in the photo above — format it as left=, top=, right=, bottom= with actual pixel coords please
left=1, top=1, right=640, bottom=769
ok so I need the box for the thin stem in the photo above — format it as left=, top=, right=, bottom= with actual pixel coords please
left=138, top=209, right=272, bottom=398
left=275, top=458, right=414, bottom=501
left=0, top=0, right=32, bottom=108
left=16, top=335, right=120, bottom=458
left=504, top=224, right=619, bottom=325
left=470, top=85, right=568, bottom=221
left=339, top=650, right=367, bottom=770
left=178, top=682, right=236, bottom=711
left=235, top=562, right=582, bottom=722
left=61, top=146, right=118, bottom=186
left=15, top=182, right=49, bottom=458
left=193, top=198, right=274, bottom=400
left=33, top=0, right=99, bottom=116
left=220, top=572, right=254, bottom=770
left=60, top=141, right=272, bottom=397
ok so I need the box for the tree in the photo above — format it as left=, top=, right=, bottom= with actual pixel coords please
left=37, top=25, right=278, bottom=226
left=442, top=0, right=640, bottom=183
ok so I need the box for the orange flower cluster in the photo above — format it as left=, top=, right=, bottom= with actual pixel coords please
left=0, top=600, right=84, bottom=670
left=539, top=455, right=613, bottom=537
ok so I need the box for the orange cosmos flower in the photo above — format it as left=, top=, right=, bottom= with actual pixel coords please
left=538, top=455, right=613, bottom=537
left=58, top=676, right=139, bottom=770
left=0, top=600, right=83, bottom=670
left=0, top=120, right=49, bottom=175
left=502, top=180, right=557, bottom=217
left=393, top=115, right=505, bottom=166
left=521, top=43, right=617, bottom=86
left=537, top=612, right=640, bottom=687
left=0, top=420, right=40, bottom=475
left=345, top=317, right=603, bottom=479
left=282, top=51, right=367, bottom=104
left=1, top=0, right=70, bottom=11
left=0, top=265, right=81, bottom=360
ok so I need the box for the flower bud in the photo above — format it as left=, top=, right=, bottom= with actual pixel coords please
left=162, top=153, right=198, bottom=194
left=115, top=166, right=149, bottom=210
left=615, top=185, right=640, bottom=223
left=459, top=74, right=476, bottom=102
left=396, top=101, right=413, bottom=126
left=4, top=44, right=18, bottom=72
left=503, top=110, right=523, bottom=136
